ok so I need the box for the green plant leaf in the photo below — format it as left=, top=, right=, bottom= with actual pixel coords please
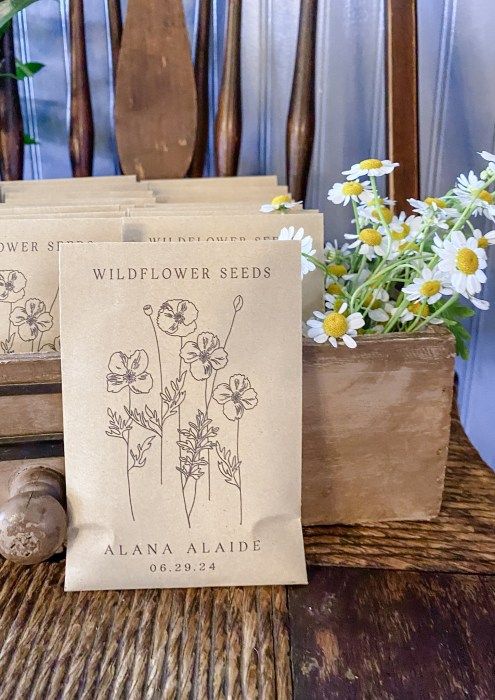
left=15, top=60, right=44, bottom=79
left=23, top=132, right=38, bottom=145
left=0, top=0, right=39, bottom=38
left=449, top=321, right=471, bottom=360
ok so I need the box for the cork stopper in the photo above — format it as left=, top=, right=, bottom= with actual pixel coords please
left=0, top=466, right=67, bottom=565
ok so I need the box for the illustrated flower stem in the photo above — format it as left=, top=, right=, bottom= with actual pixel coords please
left=207, top=303, right=241, bottom=408
left=7, top=302, right=12, bottom=342
left=178, top=337, right=191, bottom=526
left=37, top=287, right=59, bottom=351
left=205, top=379, right=211, bottom=501
left=146, top=310, right=164, bottom=485
left=126, top=388, right=136, bottom=522
left=237, top=419, right=242, bottom=525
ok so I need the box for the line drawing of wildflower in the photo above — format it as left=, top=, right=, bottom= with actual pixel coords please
left=176, top=409, right=218, bottom=527
left=105, top=350, right=154, bottom=522
left=9, top=298, right=54, bottom=352
left=153, top=299, right=198, bottom=487
left=213, top=374, right=258, bottom=524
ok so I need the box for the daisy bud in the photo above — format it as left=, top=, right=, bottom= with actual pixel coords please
left=143, top=305, right=153, bottom=316
left=233, top=295, right=244, bottom=312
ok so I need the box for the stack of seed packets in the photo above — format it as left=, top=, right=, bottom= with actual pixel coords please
left=2, top=175, right=303, bottom=355
left=60, top=240, right=307, bottom=591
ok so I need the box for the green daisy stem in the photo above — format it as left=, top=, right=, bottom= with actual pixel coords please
left=351, top=199, right=361, bottom=238
left=415, top=293, right=460, bottom=331
left=382, top=296, right=409, bottom=334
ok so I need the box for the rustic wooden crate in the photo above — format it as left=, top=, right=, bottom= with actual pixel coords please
left=0, top=328, right=455, bottom=525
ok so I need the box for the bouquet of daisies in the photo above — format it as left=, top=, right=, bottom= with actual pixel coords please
left=300, top=153, right=494, bottom=356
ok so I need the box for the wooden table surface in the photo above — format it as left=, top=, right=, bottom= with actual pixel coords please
left=0, top=407, right=493, bottom=698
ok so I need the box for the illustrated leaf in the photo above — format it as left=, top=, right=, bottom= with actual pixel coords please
left=106, top=408, right=132, bottom=438
left=125, top=405, right=161, bottom=436
left=130, top=435, right=155, bottom=469
left=215, top=442, right=241, bottom=488
left=161, top=371, right=187, bottom=423
left=175, top=408, right=217, bottom=482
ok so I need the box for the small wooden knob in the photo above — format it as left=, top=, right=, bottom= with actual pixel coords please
left=0, top=466, right=67, bottom=565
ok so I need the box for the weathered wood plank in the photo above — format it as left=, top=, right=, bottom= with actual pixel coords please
left=214, top=0, right=242, bottom=176
left=289, top=566, right=495, bottom=699
left=115, top=0, right=197, bottom=179
left=286, top=0, right=317, bottom=203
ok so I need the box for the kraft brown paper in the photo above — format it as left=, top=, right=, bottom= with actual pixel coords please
left=123, top=212, right=324, bottom=320
left=0, top=218, right=122, bottom=355
left=60, top=240, right=307, bottom=591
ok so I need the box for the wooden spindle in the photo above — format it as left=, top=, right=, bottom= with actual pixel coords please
left=0, top=465, right=66, bottom=565
left=0, top=23, right=24, bottom=181
left=286, top=0, right=318, bottom=203
left=107, top=0, right=123, bottom=84
left=386, top=0, right=419, bottom=209
left=69, top=0, right=94, bottom=177
left=214, top=0, right=242, bottom=177
left=188, top=0, right=211, bottom=177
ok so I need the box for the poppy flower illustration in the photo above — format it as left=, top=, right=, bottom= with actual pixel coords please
left=156, top=299, right=198, bottom=337
left=0, top=270, right=27, bottom=304
left=106, top=350, right=153, bottom=394
left=9, top=298, right=54, bottom=341
left=212, top=374, right=258, bottom=420
left=180, top=332, right=228, bottom=381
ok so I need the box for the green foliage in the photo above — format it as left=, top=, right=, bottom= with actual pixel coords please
left=0, top=0, right=39, bottom=38
left=23, top=133, right=38, bottom=145
left=15, top=60, right=44, bottom=79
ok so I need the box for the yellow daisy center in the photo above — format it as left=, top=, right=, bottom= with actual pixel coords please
left=363, top=292, right=381, bottom=310
left=477, top=236, right=489, bottom=249
left=323, top=312, right=348, bottom=338
left=359, top=158, right=382, bottom=170
left=326, top=282, right=343, bottom=295
left=408, top=302, right=430, bottom=317
left=391, top=223, right=410, bottom=241
left=419, top=280, right=441, bottom=298
left=371, top=207, right=393, bottom=224
left=477, top=189, right=493, bottom=204
left=399, top=242, right=419, bottom=252
left=271, top=194, right=291, bottom=206
left=424, top=197, right=446, bottom=208
left=342, top=181, right=363, bottom=196
left=359, top=228, right=382, bottom=246
left=326, top=263, right=347, bottom=277
left=456, top=247, right=479, bottom=275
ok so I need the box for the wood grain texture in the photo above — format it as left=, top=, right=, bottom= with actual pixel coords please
left=302, top=328, right=455, bottom=524
left=286, top=0, right=317, bottom=203
left=106, top=0, right=123, bottom=84
left=0, top=23, right=23, bottom=181
left=188, top=0, right=211, bottom=177
left=289, top=566, right=495, bottom=699
left=69, top=0, right=94, bottom=177
left=214, top=0, right=242, bottom=176
left=0, top=563, right=291, bottom=699
left=115, top=0, right=197, bottom=179
left=304, top=405, right=495, bottom=573
left=387, top=0, right=419, bottom=208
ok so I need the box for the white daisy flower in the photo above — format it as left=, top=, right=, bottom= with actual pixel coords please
left=278, top=226, right=316, bottom=279
left=402, top=266, right=452, bottom=305
left=344, top=227, right=387, bottom=260
left=343, top=267, right=371, bottom=285
left=327, top=180, right=371, bottom=206
left=479, top=151, right=495, bottom=175
left=325, top=239, right=350, bottom=260
left=306, top=304, right=365, bottom=348
left=470, top=296, right=490, bottom=310
left=361, top=288, right=390, bottom=321
left=342, top=158, right=399, bottom=180
left=260, top=195, right=302, bottom=213
left=388, top=212, right=423, bottom=242
left=433, top=231, right=487, bottom=297
left=472, top=228, right=495, bottom=249
left=453, top=171, right=495, bottom=216
left=407, top=197, right=460, bottom=228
